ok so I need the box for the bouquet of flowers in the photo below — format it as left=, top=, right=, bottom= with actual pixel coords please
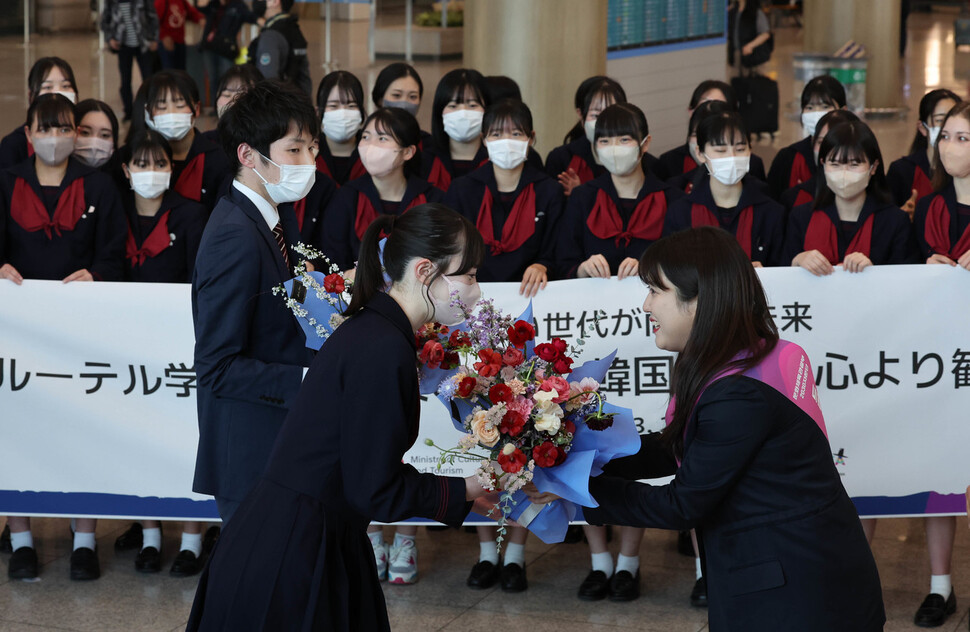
left=273, top=243, right=351, bottom=350
left=421, top=300, right=639, bottom=548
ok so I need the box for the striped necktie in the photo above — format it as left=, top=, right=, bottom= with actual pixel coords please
left=272, top=222, right=291, bottom=270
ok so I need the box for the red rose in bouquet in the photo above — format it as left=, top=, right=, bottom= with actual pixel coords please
left=498, top=410, right=526, bottom=436
left=448, top=329, right=470, bottom=348
left=488, top=383, right=513, bottom=405
left=540, top=376, right=571, bottom=403
left=322, top=273, right=345, bottom=294
left=534, top=343, right=560, bottom=362
left=473, top=349, right=503, bottom=377
left=552, top=356, right=574, bottom=375
left=502, top=347, right=524, bottom=367
left=497, top=446, right=528, bottom=473
left=533, top=441, right=563, bottom=468
left=457, top=376, right=478, bottom=398
left=419, top=340, right=445, bottom=369
left=442, top=351, right=460, bottom=369
left=507, top=320, right=536, bottom=349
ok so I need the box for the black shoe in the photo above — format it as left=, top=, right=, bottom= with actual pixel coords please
left=577, top=570, right=611, bottom=601
left=609, top=569, right=640, bottom=602
left=914, top=591, right=956, bottom=627
left=114, top=522, right=143, bottom=551
left=70, top=547, right=100, bottom=581
left=677, top=530, right=695, bottom=557
left=501, top=562, right=527, bottom=593
left=563, top=525, right=584, bottom=544
left=690, top=576, right=708, bottom=607
left=0, top=524, right=11, bottom=554
left=169, top=549, right=205, bottom=577
left=135, top=547, right=161, bottom=573
left=202, top=526, right=220, bottom=555
left=7, top=547, right=38, bottom=579
left=466, top=560, right=500, bottom=589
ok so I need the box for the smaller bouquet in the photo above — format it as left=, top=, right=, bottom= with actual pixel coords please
left=273, top=243, right=352, bottom=350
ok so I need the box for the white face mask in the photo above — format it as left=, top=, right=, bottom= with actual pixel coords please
left=442, top=109, right=484, bottom=143
left=584, top=119, right=597, bottom=145
left=358, top=143, right=404, bottom=179
left=32, top=135, right=75, bottom=166
left=705, top=154, right=750, bottom=185
left=145, top=111, right=194, bottom=141
left=54, top=90, right=76, bottom=104
left=322, top=109, right=362, bottom=143
left=73, top=137, right=114, bottom=168
left=825, top=165, right=871, bottom=200
left=925, top=124, right=942, bottom=148
left=598, top=143, right=642, bottom=176
left=801, top=110, right=827, bottom=139
left=254, top=152, right=316, bottom=204
left=430, top=273, right=481, bottom=327
left=485, top=138, right=529, bottom=170
left=129, top=170, right=171, bottom=199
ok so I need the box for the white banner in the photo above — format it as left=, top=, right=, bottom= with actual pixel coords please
left=1, top=265, right=968, bottom=520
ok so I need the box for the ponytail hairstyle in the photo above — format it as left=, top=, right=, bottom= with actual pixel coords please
left=639, top=227, right=778, bottom=459
left=346, top=203, right=485, bottom=316
left=814, top=119, right=891, bottom=209
left=563, top=76, right=627, bottom=144
left=27, top=57, right=78, bottom=103
left=688, top=79, right=737, bottom=111
left=431, top=68, right=489, bottom=152
left=361, top=107, right=423, bottom=178
left=910, top=88, right=960, bottom=155
left=931, top=101, right=970, bottom=193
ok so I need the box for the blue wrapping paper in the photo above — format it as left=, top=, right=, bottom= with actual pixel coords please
left=282, top=272, right=344, bottom=351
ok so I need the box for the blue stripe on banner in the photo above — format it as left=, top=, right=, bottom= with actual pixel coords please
left=852, top=492, right=965, bottom=517
left=607, top=36, right=726, bottom=60
left=0, top=490, right=219, bottom=520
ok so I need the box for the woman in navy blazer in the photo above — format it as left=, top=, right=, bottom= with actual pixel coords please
left=531, top=227, right=886, bottom=631
left=187, top=205, right=491, bottom=631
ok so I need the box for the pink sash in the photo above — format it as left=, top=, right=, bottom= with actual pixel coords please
left=665, top=340, right=827, bottom=446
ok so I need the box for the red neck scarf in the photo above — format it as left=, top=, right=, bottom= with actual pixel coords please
left=354, top=191, right=427, bottom=239
left=315, top=153, right=333, bottom=180
left=126, top=210, right=172, bottom=266
left=924, top=195, right=970, bottom=259
left=789, top=151, right=812, bottom=189
left=682, top=154, right=697, bottom=175
left=174, top=153, right=205, bottom=201
left=10, top=177, right=86, bottom=238
left=349, top=158, right=367, bottom=181
left=567, top=154, right=595, bottom=184
left=587, top=189, right=666, bottom=248
left=690, top=203, right=754, bottom=258
left=913, top=165, right=934, bottom=201
left=476, top=184, right=536, bottom=255
left=428, top=157, right=452, bottom=191
left=794, top=188, right=814, bottom=208
left=803, top=210, right=874, bottom=264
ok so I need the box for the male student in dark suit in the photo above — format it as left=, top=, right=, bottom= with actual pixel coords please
left=191, top=80, right=318, bottom=523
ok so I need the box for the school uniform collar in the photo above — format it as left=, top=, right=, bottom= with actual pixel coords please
left=588, top=169, right=669, bottom=203
left=124, top=190, right=184, bottom=229
left=188, top=127, right=219, bottom=158
left=232, top=179, right=279, bottom=229
left=8, top=155, right=92, bottom=193
left=346, top=174, right=432, bottom=209
left=427, top=143, right=488, bottom=171
left=365, top=291, right=417, bottom=350
left=566, top=136, right=596, bottom=163
left=688, top=173, right=770, bottom=212
left=467, top=161, right=546, bottom=193
left=317, top=133, right=361, bottom=163
left=817, top=194, right=892, bottom=226
left=904, top=150, right=932, bottom=174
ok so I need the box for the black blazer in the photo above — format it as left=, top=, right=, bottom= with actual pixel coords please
left=191, top=183, right=311, bottom=502
left=766, top=135, right=815, bottom=201
left=0, top=126, right=29, bottom=170
left=585, top=377, right=885, bottom=632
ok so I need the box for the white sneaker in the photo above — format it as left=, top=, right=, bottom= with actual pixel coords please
left=388, top=538, right=418, bottom=585
left=371, top=537, right=389, bottom=581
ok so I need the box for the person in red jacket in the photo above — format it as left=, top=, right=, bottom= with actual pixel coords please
left=155, top=0, right=205, bottom=70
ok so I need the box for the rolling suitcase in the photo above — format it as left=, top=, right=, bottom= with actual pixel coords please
left=731, top=72, right=779, bottom=138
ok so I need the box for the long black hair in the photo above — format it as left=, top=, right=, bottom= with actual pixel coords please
left=27, top=57, right=78, bottom=103
left=316, top=70, right=367, bottom=123
left=910, top=88, right=960, bottom=155
left=361, top=107, right=423, bottom=178
left=75, top=99, right=120, bottom=149
left=346, top=203, right=485, bottom=316
left=814, top=119, right=891, bottom=209
left=563, top=76, right=626, bottom=144
left=431, top=68, right=489, bottom=152
left=371, top=62, right=424, bottom=109
left=639, top=226, right=778, bottom=458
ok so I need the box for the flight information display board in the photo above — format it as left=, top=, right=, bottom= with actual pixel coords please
left=607, top=0, right=726, bottom=52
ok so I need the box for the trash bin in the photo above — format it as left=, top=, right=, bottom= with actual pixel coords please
left=792, top=53, right=867, bottom=115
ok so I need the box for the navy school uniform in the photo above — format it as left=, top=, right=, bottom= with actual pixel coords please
left=657, top=143, right=697, bottom=180
left=766, top=135, right=815, bottom=201
left=322, top=174, right=444, bottom=270
left=186, top=291, right=472, bottom=631
left=779, top=175, right=816, bottom=218
left=284, top=170, right=339, bottom=253
left=544, top=135, right=667, bottom=186
left=0, top=157, right=126, bottom=280
left=914, top=183, right=970, bottom=261
left=443, top=162, right=563, bottom=283
left=170, top=129, right=232, bottom=213
left=557, top=171, right=683, bottom=278
left=886, top=151, right=935, bottom=209
left=124, top=190, right=207, bottom=282
left=422, top=142, right=544, bottom=192
left=0, top=126, right=30, bottom=170
left=666, top=155, right=767, bottom=195
left=316, top=135, right=367, bottom=186
left=664, top=174, right=785, bottom=266
left=783, top=195, right=919, bottom=266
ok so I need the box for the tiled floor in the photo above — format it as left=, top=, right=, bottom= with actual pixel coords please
left=1, top=6, right=969, bottom=632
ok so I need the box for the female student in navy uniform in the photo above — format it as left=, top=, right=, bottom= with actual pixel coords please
left=323, top=108, right=443, bottom=272
left=778, top=109, right=859, bottom=218
left=887, top=88, right=959, bottom=218
left=370, top=62, right=433, bottom=147
left=128, top=70, right=231, bottom=213
left=0, top=57, right=78, bottom=169
left=422, top=68, right=491, bottom=191
left=665, top=111, right=784, bottom=267
left=73, top=99, right=119, bottom=172
left=186, top=205, right=491, bottom=631
left=200, top=64, right=265, bottom=146
left=766, top=75, right=847, bottom=200
left=783, top=119, right=918, bottom=273
left=908, top=102, right=970, bottom=627
left=315, top=70, right=367, bottom=185
left=0, top=94, right=126, bottom=582
left=658, top=80, right=737, bottom=180
left=666, top=100, right=766, bottom=194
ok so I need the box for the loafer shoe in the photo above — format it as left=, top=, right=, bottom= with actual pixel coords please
left=114, top=522, right=143, bottom=551
left=135, top=547, right=161, bottom=573
left=690, top=576, right=708, bottom=607
left=0, top=524, right=11, bottom=554
left=8, top=547, right=38, bottom=579
left=202, top=526, right=220, bottom=556
left=609, top=569, right=640, bottom=602
left=577, top=570, right=610, bottom=601
left=914, top=591, right=956, bottom=627
left=169, top=550, right=205, bottom=577
left=500, top=563, right=527, bottom=593
left=70, top=547, right=100, bottom=581
left=466, top=560, right=500, bottom=589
